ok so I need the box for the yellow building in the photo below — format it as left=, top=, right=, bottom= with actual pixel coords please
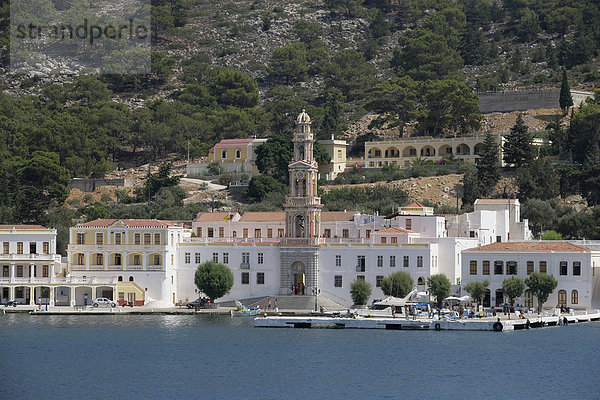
left=317, top=137, right=347, bottom=180
left=364, top=135, right=495, bottom=168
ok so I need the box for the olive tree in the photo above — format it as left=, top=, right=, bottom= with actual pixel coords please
left=427, top=274, right=451, bottom=308
left=502, top=277, right=525, bottom=309
left=350, top=279, right=372, bottom=306
left=464, top=280, right=489, bottom=309
left=380, top=271, right=413, bottom=298
left=524, top=272, right=558, bottom=312
left=194, top=261, right=234, bottom=303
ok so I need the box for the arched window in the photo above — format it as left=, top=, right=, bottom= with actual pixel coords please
left=235, top=149, right=241, bottom=159
left=417, top=277, right=425, bottom=285
left=557, top=290, right=567, bottom=306
left=571, top=290, right=578, bottom=305
left=129, top=276, right=134, bottom=282
left=118, top=276, right=123, bottom=282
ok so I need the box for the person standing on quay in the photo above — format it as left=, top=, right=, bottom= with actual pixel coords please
left=267, top=299, right=272, bottom=310
left=274, top=298, right=278, bottom=312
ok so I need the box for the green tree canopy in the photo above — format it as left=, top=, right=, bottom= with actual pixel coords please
left=350, top=278, right=372, bottom=305
left=464, top=280, right=489, bottom=308
left=427, top=274, right=451, bottom=308
left=380, top=271, right=413, bottom=298
left=194, top=260, right=234, bottom=302
left=502, top=276, right=525, bottom=308
left=269, top=42, right=309, bottom=84
left=503, top=114, right=535, bottom=168
left=559, top=68, right=573, bottom=112
left=524, top=272, right=558, bottom=312
left=140, top=163, right=180, bottom=202
left=324, top=49, right=375, bottom=100
left=515, top=159, right=560, bottom=201
left=244, top=175, right=287, bottom=203
left=476, top=133, right=501, bottom=196
left=522, top=199, right=557, bottom=238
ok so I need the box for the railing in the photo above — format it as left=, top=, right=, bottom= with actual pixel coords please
left=356, top=265, right=366, bottom=272
left=127, top=265, right=143, bottom=271
left=0, top=253, right=59, bottom=261
left=240, top=262, right=250, bottom=269
left=90, top=265, right=104, bottom=271
left=71, top=265, right=86, bottom=270
left=280, top=237, right=320, bottom=247
left=146, top=265, right=163, bottom=271
left=108, top=265, right=123, bottom=270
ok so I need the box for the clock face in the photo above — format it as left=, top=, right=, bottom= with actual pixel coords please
left=296, top=171, right=305, bottom=180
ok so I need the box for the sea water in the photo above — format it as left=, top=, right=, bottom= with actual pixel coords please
left=1, top=314, right=599, bottom=399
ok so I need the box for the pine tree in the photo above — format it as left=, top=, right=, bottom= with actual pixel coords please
left=582, top=143, right=600, bottom=206
left=477, top=132, right=501, bottom=195
left=503, top=114, right=535, bottom=168
left=559, top=68, right=573, bottom=113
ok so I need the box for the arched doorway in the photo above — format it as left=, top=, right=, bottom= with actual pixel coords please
left=495, top=289, right=504, bottom=307
left=483, top=289, right=491, bottom=308
left=291, top=261, right=305, bottom=295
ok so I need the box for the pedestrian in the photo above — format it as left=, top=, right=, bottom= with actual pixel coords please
left=267, top=299, right=272, bottom=310
left=274, top=298, right=278, bottom=312
left=391, top=305, right=396, bottom=318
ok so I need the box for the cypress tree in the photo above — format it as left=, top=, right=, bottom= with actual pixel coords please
left=477, top=132, right=501, bottom=195
left=559, top=68, right=573, bottom=113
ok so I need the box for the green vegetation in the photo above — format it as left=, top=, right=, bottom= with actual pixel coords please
left=194, top=261, right=235, bottom=302
left=321, top=185, right=408, bottom=215
left=464, top=280, right=489, bottom=309
left=380, top=271, right=413, bottom=298
left=350, top=279, right=372, bottom=306
left=502, top=277, right=525, bottom=310
left=525, top=272, right=558, bottom=312
left=427, top=274, right=452, bottom=308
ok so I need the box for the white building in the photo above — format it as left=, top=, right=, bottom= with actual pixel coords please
left=0, top=225, right=63, bottom=305
left=447, top=198, right=532, bottom=245
left=67, top=219, right=188, bottom=306
left=461, top=242, right=600, bottom=310
left=176, top=111, right=476, bottom=306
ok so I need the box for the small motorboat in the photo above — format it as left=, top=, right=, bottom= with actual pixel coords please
left=230, top=300, right=262, bottom=317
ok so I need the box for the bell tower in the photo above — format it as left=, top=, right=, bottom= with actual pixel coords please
left=279, top=110, right=322, bottom=298
left=283, top=109, right=322, bottom=245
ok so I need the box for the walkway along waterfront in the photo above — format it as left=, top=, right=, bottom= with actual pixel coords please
left=254, top=310, right=600, bottom=332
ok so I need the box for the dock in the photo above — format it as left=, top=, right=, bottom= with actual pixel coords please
left=254, top=311, right=600, bottom=331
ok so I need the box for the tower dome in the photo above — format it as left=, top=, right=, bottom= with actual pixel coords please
left=296, top=109, right=311, bottom=123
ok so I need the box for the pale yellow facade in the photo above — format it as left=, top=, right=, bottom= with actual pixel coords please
left=364, top=135, right=496, bottom=168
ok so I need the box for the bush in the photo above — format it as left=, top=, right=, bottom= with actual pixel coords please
left=194, top=261, right=234, bottom=302
left=350, top=279, right=372, bottom=306
left=542, top=230, right=563, bottom=240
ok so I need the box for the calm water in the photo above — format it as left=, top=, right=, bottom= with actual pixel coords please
left=1, top=314, right=599, bottom=400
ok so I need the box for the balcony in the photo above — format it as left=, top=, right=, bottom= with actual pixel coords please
left=147, top=265, right=163, bottom=271
left=71, top=265, right=86, bottom=271
left=127, top=265, right=143, bottom=271
left=108, top=265, right=123, bottom=271
left=90, top=265, right=104, bottom=271
left=240, top=262, right=250, bottom=269
left=356, top=265, right=366, bottom=272
left=0, top=253, right=60, bottom=262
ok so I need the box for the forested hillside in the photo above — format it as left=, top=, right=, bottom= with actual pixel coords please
left=0, top=0, right=600, bottom=237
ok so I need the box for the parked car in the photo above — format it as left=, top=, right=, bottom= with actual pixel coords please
left=187, top=298, right=210, bottom=309
left=3, top=300, right=18, bottom=307
left=92, top=297, right=117, bottom=308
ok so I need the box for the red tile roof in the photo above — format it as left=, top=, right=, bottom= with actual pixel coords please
left=195, top=212, right=237, bottom=222
left=321, top=211, right=357, bottom=222
left=76, top=219, right=180, bottom=228
left=213, top=139, right=254, bottom=148
left=239, top=212, right=285, bottom=222
left=475, top=199, right=518, bottom=204
left=0, top=225, right=48, bottom=230
left=404, top=201, right=427, bottom=208
left=468, top=242, right=591, bottom=252
left=375, top=227, right=415, bottom=234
